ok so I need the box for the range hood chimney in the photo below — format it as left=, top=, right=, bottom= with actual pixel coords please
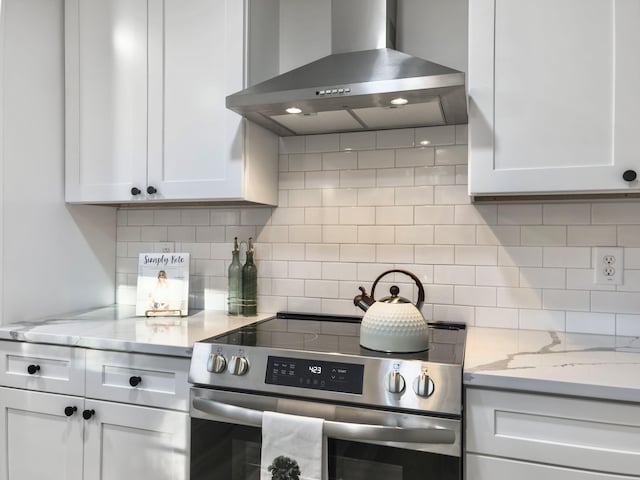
left=226, top=0, right=467, bottom=136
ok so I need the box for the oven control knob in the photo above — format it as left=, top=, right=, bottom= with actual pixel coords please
left=207, top=354, right=227, bottom=374
left=413, top=371, right=435, bottom=397
left=387, top=371, right=406, bottom=393
left=229, top=355, right=249, bottom=376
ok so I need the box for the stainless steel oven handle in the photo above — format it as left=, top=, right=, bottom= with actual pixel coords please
left=192, top=397, right=455, bottom=444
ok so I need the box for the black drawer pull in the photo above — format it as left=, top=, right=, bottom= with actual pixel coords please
left=129, top=376, right=142, bottom=387
left=64, top=406, right=77, bottom=417
left=27, top=364, right=40, bottom=375
left=82, top=409, right=95, bottom=420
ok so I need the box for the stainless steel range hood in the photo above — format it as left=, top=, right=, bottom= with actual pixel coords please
left=226, top=0, right=467, bottom=137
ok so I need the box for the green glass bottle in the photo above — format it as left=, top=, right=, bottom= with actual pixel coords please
left=242, top=237, right=257, bottom=316
left=227, top=237, right=242, bottom=315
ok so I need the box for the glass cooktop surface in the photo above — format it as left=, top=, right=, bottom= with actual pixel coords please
left=201, top=312, right=466, bottom=365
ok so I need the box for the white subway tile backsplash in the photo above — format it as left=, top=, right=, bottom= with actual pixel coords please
left=395, top=147, right=435, bottom=167
left=376, top=129, right=415, bottom=149
left=115, top=127, right=640, bottom=334
left=543, top=290, right=590, bottom=311
left=340, top=207, right=375, bottom=225
left=434, top=265, right=475, bottom=285
left=435, top=145, right=467, bottom=165
left=415, top=206, right=454, bottom=224
left=288, top=153, right=322, bottom=172
left=518, top=309, right=566, bottom=331
left=289, top=225, right=322, bottom=243
left=305, top=207, right=339, bottom=225
left=358, top=187, right=394, bottom=206
left=415, top=245, right=455, bottom=264
left=593, top=203, right=640, bottom=224
left=476, top=226, right=521, bottom=245
left=476, top=307, right=518, bottom=328
left=340, top=169, right=376, bottom=188
left=566, top=311, right=615, bottom=335
left=455, top=246, right=497, bottom=265
left=358, top=150, right=395, bottom=169
left=567, top=226, right=616, bottom=246
left=395, top=186, right=434, bottom=206
left=415, top=125, right=455, bottom=146
left=279, top=136, right=305, bottom=154
left=375, top=245, right=414, bottom=263
left=339, top=131, right=376, bottom=151
left=454, top=205, right=497, bottom=225
left=376, top=167, right=414, bottom=187
left=435, top=226, right=476, bottom=245
left=521, top=226, right=566, bottom=246
left=455, top=286, right=496, bottom=307
left=305, top=170, right=340, bottom=189
left=520, top=267, right=565, bottom=289
left=543, top=247, right=590, bottom=268
left=476, top=266, right=520, bottom=287
left=322, top=151, right=358, bottom=170
left=340, top=244, right=376, bottom=262
left=395, top=225, right=434, bottom=245
left=434, top=185, right=471, bottom=205
left=306, top=134, right=340, bottom=153
left=543, top=204, right=590, bottom=225
left=358, top=226, right=395, bottom=244
left=498, top=204, right=542, bottom=225
left=497, top=287, right=542, bottom=309
left=376, top=206, right=414, bottom=225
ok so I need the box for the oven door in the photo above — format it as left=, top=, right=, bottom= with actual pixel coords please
left=190, top=387, right=461, bottom=480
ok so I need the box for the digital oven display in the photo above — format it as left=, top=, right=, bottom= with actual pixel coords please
left=265, top=356, right=364, bottom=394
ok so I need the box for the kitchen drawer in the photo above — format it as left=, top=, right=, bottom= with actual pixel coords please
left=85, top=350, right=190, bottom=411
left=0, top=340, right=85, bottom=395
left=466, top=388, right=640, bottom=476
left=466, top=454, right=639, bottom=480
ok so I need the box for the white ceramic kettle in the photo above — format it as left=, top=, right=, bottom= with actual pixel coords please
left=354, top=269, right=429, bottom=353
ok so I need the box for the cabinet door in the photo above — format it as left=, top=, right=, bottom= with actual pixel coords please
left=0, top=387, right=84, bottom=480
left=469, top=0, right=640, bottom=195
left=146, top=0, right=245, bottom=201
left=65, top=0, right=148, bottom=202
left=466, top=454, right=638, bottom=480
left=83, top=399, right=189, bottom=480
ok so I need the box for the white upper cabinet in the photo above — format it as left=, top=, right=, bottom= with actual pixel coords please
left=65, top=0, right=278, bottom=205
left=468, top=0, right=640, bottom=196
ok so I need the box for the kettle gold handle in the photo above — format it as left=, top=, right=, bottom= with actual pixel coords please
left=370, top=269, right=425, bottom=310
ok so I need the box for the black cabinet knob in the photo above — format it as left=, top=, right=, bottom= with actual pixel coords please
left=623, top=170, right=637, bottom=182
left=82, top=409, right=95, bottom=420
left=64, top=406, right=77, bottom=417
left=129, top=376, right=142, bottom=387
left=146, top=186, right=157, bottom=194
left=27, top=364, right=40, bottom=375
left=131, top=187, right=142, bottom=195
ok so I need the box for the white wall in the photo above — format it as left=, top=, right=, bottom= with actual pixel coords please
left=1, top=0, right=116, bottom=323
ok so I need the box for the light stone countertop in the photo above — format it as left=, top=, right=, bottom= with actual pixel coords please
left=464, top=326, right=640, bottom=402
left=0, top=305, right=274, bottom=357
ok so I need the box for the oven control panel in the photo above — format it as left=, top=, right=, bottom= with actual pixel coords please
left=265, top=356, right=364, bottom=394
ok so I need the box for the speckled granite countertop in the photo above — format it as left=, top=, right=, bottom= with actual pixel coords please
left=464, top=326, right=640, bottom=402
left=0, top=305, right=274, bottom=357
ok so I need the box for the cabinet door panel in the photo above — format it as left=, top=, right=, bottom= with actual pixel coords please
left=0, top=387, right=83, bottom=480
left=65, top=0, right=148, bottom=202
left=83, top=399, right=189, bottom=480
left=466, top=454, right=638, bottom=480
left=147, top=0, right=244, bottom=200
left=469, top=0, right=640, bottom=195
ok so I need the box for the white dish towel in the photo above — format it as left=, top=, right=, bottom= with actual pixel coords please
left=260, top=411, right=325, bottom=480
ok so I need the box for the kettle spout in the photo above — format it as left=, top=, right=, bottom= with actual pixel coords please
left=353, top=286, right=375, bottom=312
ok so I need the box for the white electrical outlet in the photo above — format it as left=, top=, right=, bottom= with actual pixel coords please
left=593, top=247, right=623, bottom=285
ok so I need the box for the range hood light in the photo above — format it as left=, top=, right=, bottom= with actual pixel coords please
left=419, top=140, right=431, bottom=146
left=286, top=107, right=303, bottom=114
left=390, top=97, right=409, bottom=106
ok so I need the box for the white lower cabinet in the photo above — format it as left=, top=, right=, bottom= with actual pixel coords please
left=465, top=387, right=640, bottom=480
left=0, top=341, right=190, bottom=480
